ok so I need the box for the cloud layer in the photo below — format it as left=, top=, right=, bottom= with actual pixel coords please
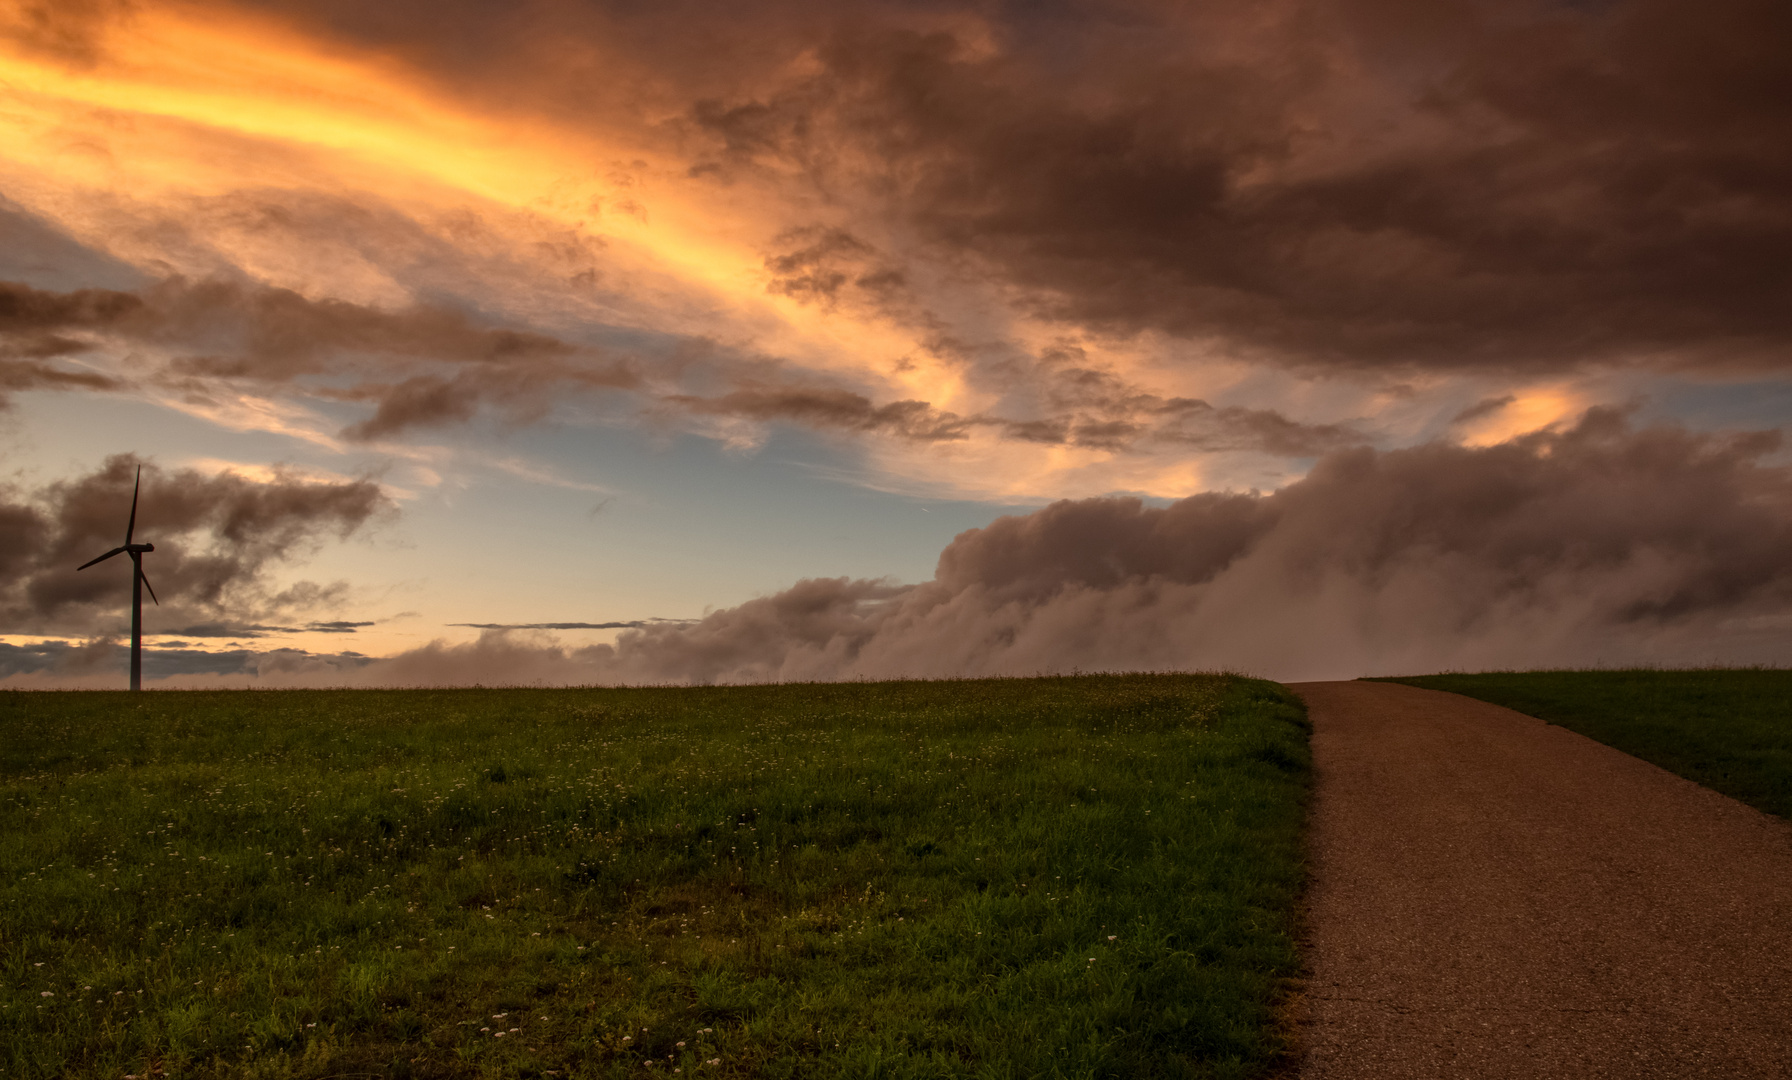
left=25, top=410, right=1786, bottom=687
left=4, top=0, right=1787, bottom=503
left=736, top=0, right=1792, bottom=373
left=196, top=0, right=1792, bottom=375
left=0, top=275, right=1355, bottom=465
left=565, top=411, right=1792, bottom=682
left=1, top=0, right=1789, bottom=682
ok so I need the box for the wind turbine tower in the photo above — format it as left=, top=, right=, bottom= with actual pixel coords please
left=77, top=466, right=160, bottom=691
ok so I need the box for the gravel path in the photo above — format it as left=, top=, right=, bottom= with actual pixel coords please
left=1291, top=680, right=1792, bottom=1079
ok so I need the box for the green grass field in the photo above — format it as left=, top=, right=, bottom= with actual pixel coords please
left=1382, top=669, right=1792, bottom=821
left=0, top=674, right=1310, bottom=1080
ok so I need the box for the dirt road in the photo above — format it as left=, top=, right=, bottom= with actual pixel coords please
left=1292, top=680, right=1792, bottom=1078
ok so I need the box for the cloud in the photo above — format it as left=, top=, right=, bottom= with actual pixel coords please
left=0, top=0, right=129, bottom=66
left=23, top=409, right=1784, bottom=688
left=674, top=0, right=1792, bottom=374
left=188, top=409, right=1791, bottom=687
left=448, top=620, right=688, bottom=631
left=1, top=275, right=1355, bottom=463
left=0, top=279, right=143, bottom=331
left=0, top=356, right=119, bottom=401
left=0, top=453, right=392, bottom=637
left=761, top=226, right=913, bottom=313
left=158, top=619, right=377, bottom=635
left=664, top=385, right=975, bottom=443
left=0, top=638, right=377, bottom=684
left=0, top=275, right=645, bottom=432
left=0, top=279, right=136, bottom=403
left=140, top=279, right=638, bottom=441
left=1450, top=396, right=1519, bottom=428
left=7, top=3, right=1598, bottom=498
left=0, top=637, right=112, bottom=679
left=2, top=1, right=1787, bottom=537
left=163, top=623, right=301, bottom=638
left=662, top=349, right=1361, bottom=455
left=2, top=2, right=1784, bottom=484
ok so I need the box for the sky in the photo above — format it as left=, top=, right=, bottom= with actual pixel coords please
left=1, top=0, right=1789, bottom=686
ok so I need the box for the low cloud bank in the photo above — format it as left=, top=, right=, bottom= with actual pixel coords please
left=573, top=411, right=1792, bottom=683
left=29, top=409, right=1789, bottom=688
left=0, top=639, right=375, bottom=685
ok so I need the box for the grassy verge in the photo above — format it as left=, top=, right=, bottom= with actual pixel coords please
left=1380, top=670, right=1792, bottom=821
left=1, top=674, right=1310, bottom=1080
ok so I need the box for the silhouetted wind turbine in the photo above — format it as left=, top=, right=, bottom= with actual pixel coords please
left=77, top=466, right=160, bottom=691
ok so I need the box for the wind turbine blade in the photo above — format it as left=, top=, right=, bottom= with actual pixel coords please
left=125, top=465, right=141, bottom=545
left=139, top=566, right=160, bottom=606
left=77, top=546, right=127, bottom=571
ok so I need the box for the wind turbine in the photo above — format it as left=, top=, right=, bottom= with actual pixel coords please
left=77, top=465, right=160, bottom=691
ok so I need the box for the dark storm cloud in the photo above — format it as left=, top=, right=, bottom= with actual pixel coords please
left=307, top=410, right=1792, bottom=685
left=72, top=0, right=1785, bottom=378
left=0, top=454, right=392, bottom=637
left=673, top=0, right=1792, bottom=374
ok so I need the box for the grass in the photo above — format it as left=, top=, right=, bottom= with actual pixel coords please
left=1380, top=669, right=1792, bottom=821
left=0, top=673, right=1311, bottom=1080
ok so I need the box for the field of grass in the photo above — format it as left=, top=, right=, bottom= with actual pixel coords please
left=0, top=674, right=1311, bottom=1080
left=1382, top=669, right=1792, bottom=821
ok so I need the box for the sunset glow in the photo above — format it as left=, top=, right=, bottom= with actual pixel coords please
left=3, top=0, right=1788, bottom=684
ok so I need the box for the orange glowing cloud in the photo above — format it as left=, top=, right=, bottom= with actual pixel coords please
left=0, top=0, right=1544, bottom=503
left=0, top=0, right=1219, bottom=496
left=1457, top=385, right=1592, bottom=449
left=0, top=1, right=955, bottom=390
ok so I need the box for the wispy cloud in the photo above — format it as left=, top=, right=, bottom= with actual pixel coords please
left=447, top=620, right=693, bottom=631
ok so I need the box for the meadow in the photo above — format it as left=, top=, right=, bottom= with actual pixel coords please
left=1384, top=669, right=1792, bottom=821
left=0, top=674, right=1311, bottom=1080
